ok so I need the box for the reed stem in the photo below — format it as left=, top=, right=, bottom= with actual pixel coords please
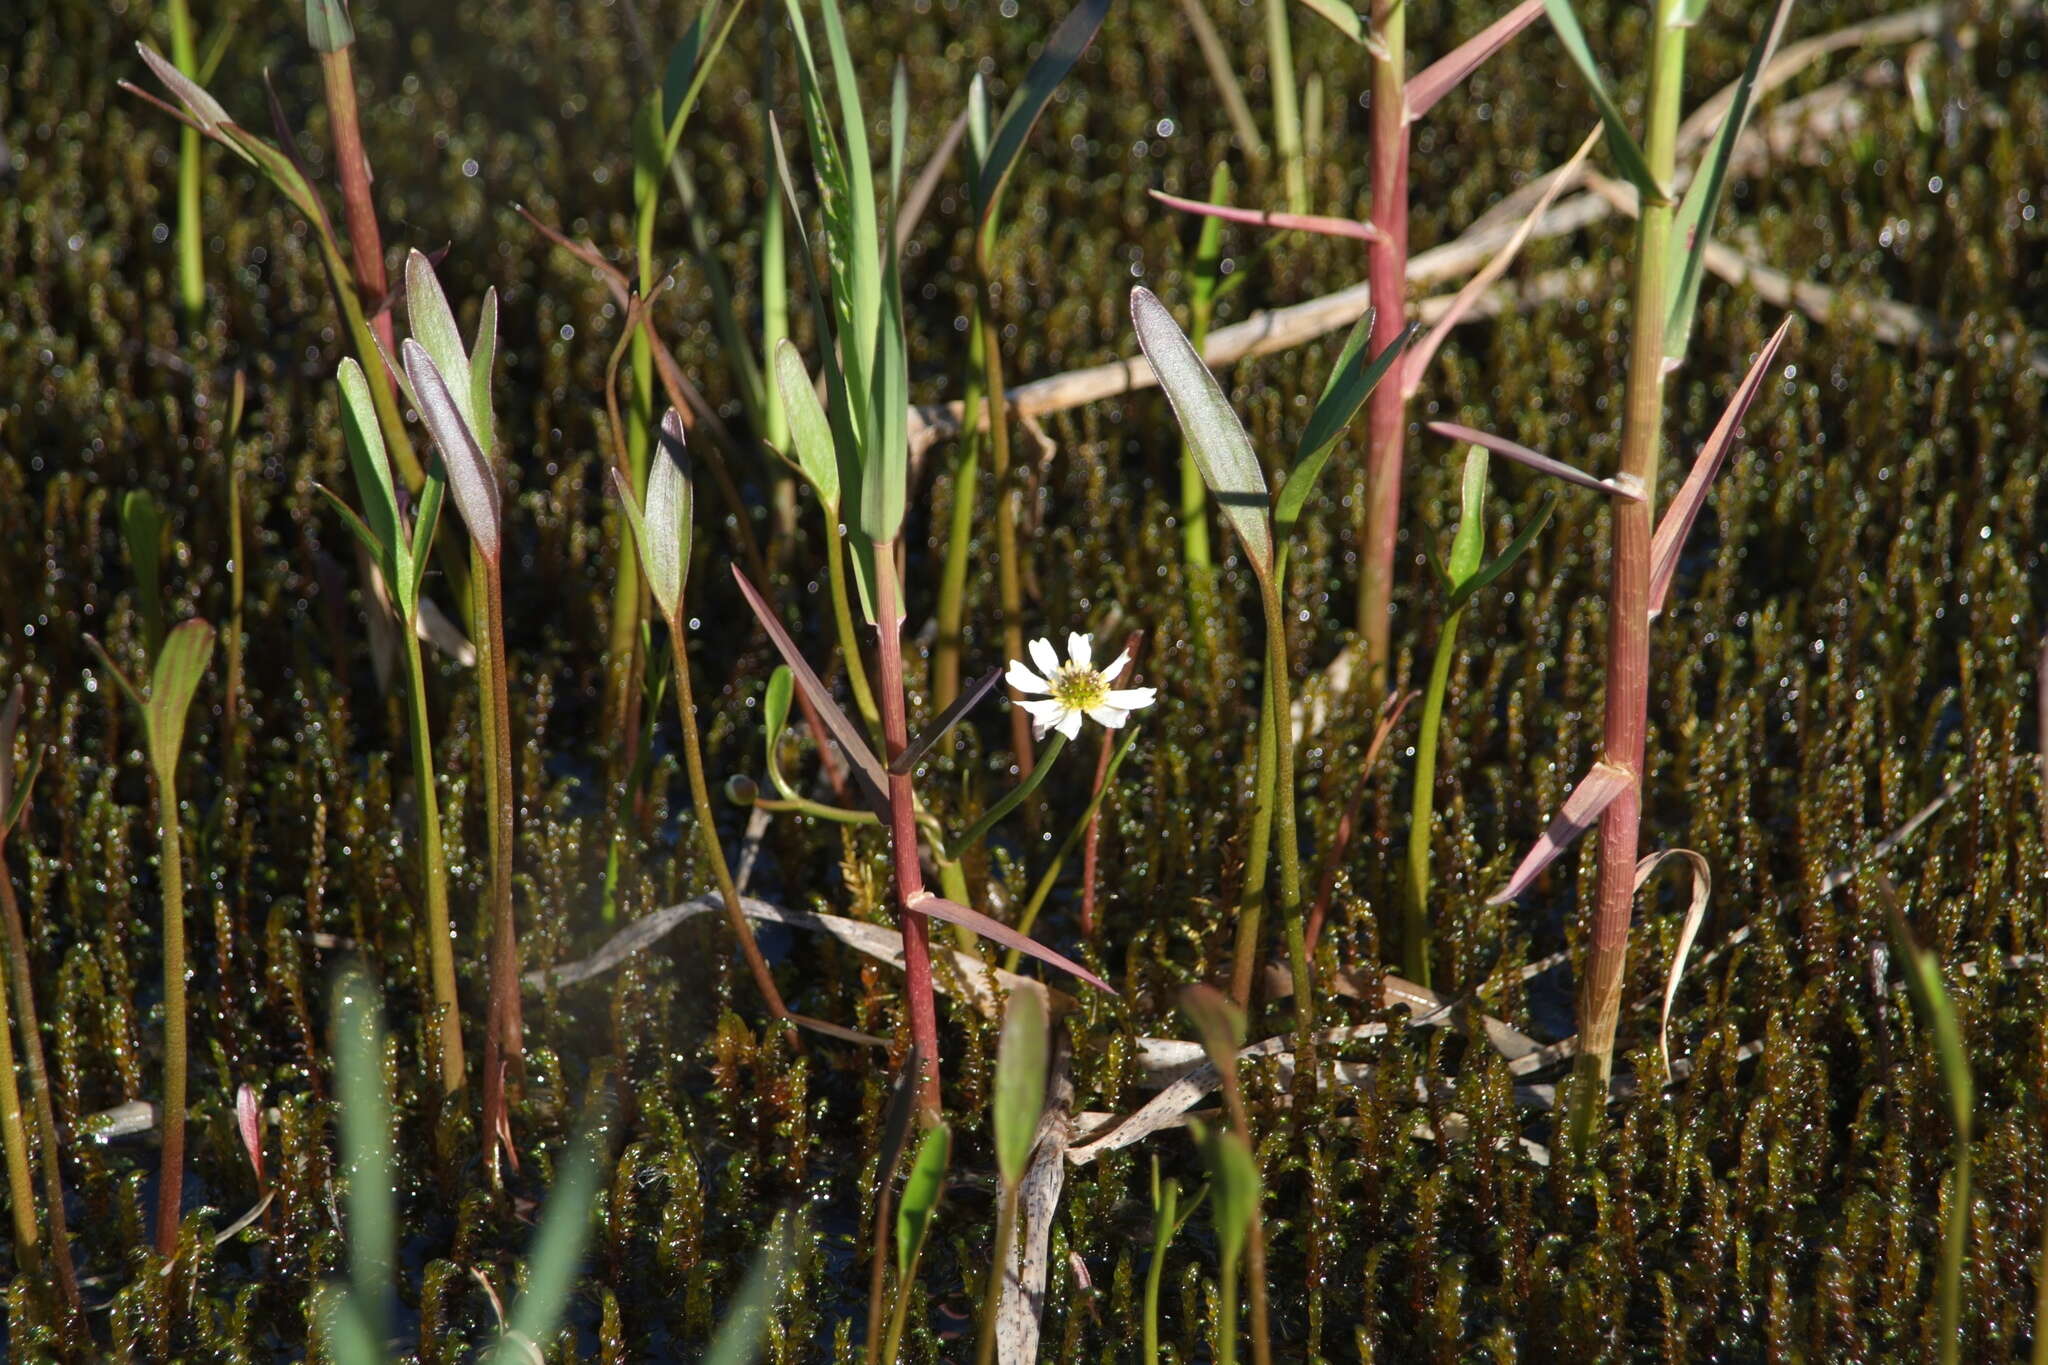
left=977, top=258, right=1036, bottom=786
left=1263, top=0, right=1306, bottom=213
left=0, top=854, right=77, bottom=1309
left=1356, top=0, right=1408, bottom=692
left=875, top=549, right=943, bottom=1117
left=399, top=630, right=464, bottom=1094
left=153, top=768, right=189, bottom=1257
left=933, top=310, right=988, bottom=715
left=168, top=0, right=203, bottom=331
left=317, top=42, right=395, bottom=363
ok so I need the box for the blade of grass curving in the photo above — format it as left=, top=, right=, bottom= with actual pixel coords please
left=1405, top=0, right=1545, bottom=119
left=121, top=490, right=165, bottom=661
left=1426, top=421, right=1645, bottom=501
left=1278, top=314, right=1414, bottom=538
left=731, top=567, right=887, bottom=810
left=891, top=668, right=1003, bottom=776
left=1540, top=0, right=1663, bottom=199
left=1637, top=848, right=1711, bottom=1082
left=1489, top=759, right=1633, bottom=904
left=331, top=966, right=394, bottom=1341
left=1130, top=288, right=1272, bottom=581
left=1665, top=0, right=1795, bottom=366
left=703, top=1212, right=797, bottom=1365
left=337, top=360, right=401, bottom=560
left=974, top=0, right=1110, bottom=224
left=494, top=1131, right=605, bottom=1363
left=1401, top=126, right=1599, bottom=398
left=1292, top=0, right=1364, bottom=42
left=402, top=340, right=501, bottom=563
left=1447, top=494, right=1556, bottom=610
left=1147, top=190, right=1383, bottom=244
left=658, top=3, right=745, bottom=165
left=895, top=1122, right=951, bottom=1283
left=904, top=892, right=1114, bottom=993
left=1648, top=315, right=1792, bottom=617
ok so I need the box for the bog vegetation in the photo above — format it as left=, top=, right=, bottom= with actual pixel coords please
left=1, top=0, right=2045, bottom=1359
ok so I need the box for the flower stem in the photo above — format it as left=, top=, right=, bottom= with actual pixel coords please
left=153, top=767, right=188, bottom=1258
left=1403, top=604, right=1465, bottom=989
left=945, top=731, right=1067, bottom=862
left=933, top=311, right=988, bottom=716
left=476, top=548, right=521, bottom=1174
left=399, top=629, right=464, bottom=1094
left=825, top=512, right=882, bottom=735
left=0, top=847, right=77, bottom=1310
left=168, top=0, right=203, bottom=332
left=977, top=254, right=1036, bottom=788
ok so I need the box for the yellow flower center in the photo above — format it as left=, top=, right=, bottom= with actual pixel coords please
left=1050, top=663, right=1106, bottom=713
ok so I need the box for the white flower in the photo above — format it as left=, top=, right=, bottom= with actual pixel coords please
left=1006, top=632, right=1158, bottom=740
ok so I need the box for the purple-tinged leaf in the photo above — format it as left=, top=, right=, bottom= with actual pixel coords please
left=1648, top=316, right=1792, bottom=618
left=1402, top=127, right=1599, bottom=399
left=402, top=339, right=501, bottom=563
left=1147, top=190, right=1384, bottom=244
left=731, top=567, right=888, bottom=813
left=1406, top=0, right=1545, bottom=120
left=906, top=892, right=1114, bottom=994
left=891, top=667, right=1003, bottom=776
left=235, top=1084, right=266, bottom=1187
left=1487, top=760, right=1634, bottom=904
left=135, top=42, right=230, bottom=132
left=1428, top=422, right=1644, bottom=501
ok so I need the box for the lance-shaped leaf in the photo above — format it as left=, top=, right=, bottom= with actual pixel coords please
left=773, top=340, right=840, bottom=511
left=404, top=251, right=484, bottom=446
left=1293, top=0, right=1364, bottom=42
left=974, top=0, right=1111, bottom=225
left=495, top=1130, right=605, bottom=1363
left=134, top=41, right=231, bottom=133
left=905, top=892, right=1114, bottom=994
left=732, top=567, right=888, bottom=811
left=1405, top=0, right=1545, bottom=120
left=1665, top=0, right=1794, bottom=366
left=1540, top=0, right=1664, bottom=201
left=1872, top=875, right=1973, bottom=1135
left=1130, top=287, right=1272, bottom=581
left=1447, top=493, right=1556, bottom=612
left=613, top=411, right=694, bottom=623
left=1427, top=422, right=1645, bottom=502
left=1487, top=759, right=1634, bottom=904
left=890, top=667, right=1003, bottom=776
left=1147, top=190, right=1383, bottom=244
left=122, top=489, right=166, bottom=660
left=1180, top=983, right=1247, bottom=1080
left=1187, top=1117, right=1259, bottom=1269
left=1648, top=316, right=1791, bottom=618
left=402, top=338, right=501, bottom=563
left=993, top=988, right=1050, bottom=1187
left=1277, top=313, right=1415, bottom=539
left=895, top=1123, right=952, bottom=1283
left=1401, top=126, right=1600, bottom=399
left=759, top=667, right=806, bottom=802
left=305, top=0, right=354, bottom=53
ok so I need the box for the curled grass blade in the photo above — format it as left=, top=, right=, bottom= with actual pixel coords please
left=1637, top=848, right=1712, bottom=1082
left=1487, top=759, right=1633, bottom=904
left=1427, top=421, right=1644, bottom=501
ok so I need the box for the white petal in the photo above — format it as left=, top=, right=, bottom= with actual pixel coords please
left=1020, top=698, right=1069, bottom=739
left=1085, top=704, right=1130, bottom=729
left=1056, top=707, right=1085, bottom=740
left=1029, top=637, right=1061, bottom=676
left=1006, top=658, right=1050, bottom=694
left=1067, top=631, right=1094, bottom=668
left=1098, top=648, right=1132, bottom=684
left=1103, top=686, right=1157, bottom=711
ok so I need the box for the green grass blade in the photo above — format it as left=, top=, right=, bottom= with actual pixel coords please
left=121, top=489, right=165, bottom=661
left=896, top=1123, right=951, bottom=1282
left=974, top=0, right=1110, bottom=224
left=496, top=1132, right=606, bottom=1362
left=1277, top=315, right=1414, bottom=536
left=703, top=1211, right=798, bottom=1365
left=330, top=965, right=394, bottom=1339
left=145, top=618, right=215, bottom=782
left=1540, top=0, right=1664, bottom=200
left=1448, top=493, right=1556, bottom=611
left=772, top=340, right=840, bottom=510
left=993, top=989, right=1049, bottom=1187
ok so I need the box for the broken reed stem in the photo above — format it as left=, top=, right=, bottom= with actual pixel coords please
left=399, top=627, right=464, bottom=1094
left=1569, top=9, right=1688, bottom=1152
left=978, top=256, right=1037, bottom=787
left=153, top=764, right=190, bottom=1257
left=875, top=549, right=944, bottom=1117
left=475, top=547, right=521, bottom=1173
left=0, top=850, right=77, bottom=1310
left=1356, top=0, right=1408, bottom=691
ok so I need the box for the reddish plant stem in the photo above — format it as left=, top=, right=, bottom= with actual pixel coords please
left=0, top=857, right=77, bottom=1311
left=874, top=549, right=943, bottom=1117
left=1357, top=0, right=1409, bottom=692
left=318, top=45, right=396, bottom=370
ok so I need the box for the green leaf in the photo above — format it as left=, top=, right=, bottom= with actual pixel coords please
left=145, top=618, right=216, bottom=783
left=468, top=287, right=499, bottom=458
left=404, top=476, right=448, bottom=610
left=1129, top=287, right=1272, bottom=581
left=762, top=666, right=797, bottom=798
left=135, top=42, right=232, bottom=133
left=1540, top=0, right=1664, bottom=200
left=403, top=251, right=480, bottom=444
left=121, top=488, right=165, bottom=661
left=895, top=1123, right=952, bottom=1283
left=773, top=340, right=840, bottom=510
left=993, top=989, right=1050, bottom=1187
left=614, top=411, right=693, bottom=624
left=1446, top=445, right=1490, bottom=586
left=1665, top=0, right=1795, bottom=365
left=402, top=339, right=501, bottom=563
left=336, top=358, right=406, bottom=604
left=331, top=965, right=394, bottom=1335
left=1291, top=0, right=1364, bottom=43
left=304, top=0, right=354, bottom=53
left=973, top=0, right=1110, bottom=225
left=1188, top=1118, right=1260, bottom=1268
left=1449, top=494, right=1556, bottom=611
left=314, top=1286, right=385, bottom=1365
left=702, top=1212, right=798, bottom=1365
left=314, top=483, right=387, bottom=581
left=1179, top=984, right=1247, bottom=1075
left=1276, top=314, right=1415, bottom=537
left=496, top=1132, right=606, bottom=1363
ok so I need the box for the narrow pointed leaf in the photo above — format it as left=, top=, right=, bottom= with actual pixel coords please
left=876, top=1046, right=923, bottom=1194
left=1540, top=0, right=1664, bottom=200
left=1130, top=287, right=1271, bottom=580
left=1278, top=314, right=1414, bottom=535
left=402, top=339, right=501, bottom=562
left=315, top=483, right=389, bottom=582
left=1405, top=0, right=1545, bottom=119
left=121, top=489, right=165, bottom=659
left=305, top=0, right=354, bottom=53
left=1487, top=759, right=1634, bottom=904
left=404, top=252, right=478, bottom=442
left=895, top=1123, right=952, bottom=1282
left=974, top=0, right=1111, bottom=222
left=1638, top=847, right=1712, bottom=1081
left=731, top=567, right=887, bottom=812
left=614, top=412, right=692, bottom=622
left=403, top=475, right=448, bottom=609
left=1648, top=316, right=1791, bottom=617
left=0, top=685, right=29, bottom=834
left=1188, top=1118, right=1259, bottom=1267
left=892, top=667, right=1003, bottom=776
left=993, top=989, right=1050, bottom=1186
left=1147, top=190, right=1383, bottom=244
left=136, top=42, right=231, bottom=132
left=773, top=341, right=840, bottom=510
left=496, top=1132, right=604, bottom=1361
left=336, top=359, right=404, bottom=598
left=1292, top=0, right=1364, bottom=42
left=1448, top=493, right=1557, bottom=611
left=1665, top=0, right=1795, bottom=365
left=702, top=1213, right=797, bottom=1365
left=1402, top=126, right=1599, bottom=398
left=1427, top=421, right=1644, bottom=501
left=468, top=286, right=499, bottom=458
left=331, top=967, right=394, bottom=1330
left=659, top=4, right=745, bottom=163
left=907, top=892, right=1114, bottom=994
left=1446, top=446, right=1490, bottom=585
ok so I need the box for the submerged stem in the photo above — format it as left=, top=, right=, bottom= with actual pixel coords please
left=0, top=853, right=76, bottom=1310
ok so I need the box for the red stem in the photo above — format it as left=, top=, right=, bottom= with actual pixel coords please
left=318, top=47, right=396, bottom=366
left=1357, top=1, right=1410, bottom=693
left=874, top=548, right=942, bottom=1116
